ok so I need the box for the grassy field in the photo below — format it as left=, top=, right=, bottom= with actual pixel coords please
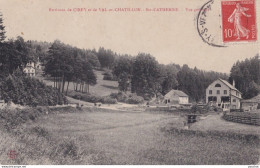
left=191, top=115, right=260, bottom=135
left=37, top=70, right=118, bottom=97
left=1, top=107, right=259, bottom=165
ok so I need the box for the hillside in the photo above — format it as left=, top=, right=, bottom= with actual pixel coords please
left=36, top=70, right=118, bottom=97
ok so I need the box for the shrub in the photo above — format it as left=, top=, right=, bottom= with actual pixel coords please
left=109, top=92, right=144, bottom=104
left=126, top=94, right=144, bottom=104
left=70, top=92, right=117, bottom=104
left=0, top=108, right=41, bottom=130
left=0, top=74, right=67, bottom=106
left=110, top=92, right=128, bottom=102
left=101, top=97, right=117, bottom=104
left=102, top=71, right=117, bottom=81
left=82, top=94, right=103, bottom=103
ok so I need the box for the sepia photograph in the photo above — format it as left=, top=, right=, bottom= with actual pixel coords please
left=0, top=0, right=259, bottom=166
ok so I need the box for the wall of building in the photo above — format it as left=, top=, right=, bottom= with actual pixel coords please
left=241, top=102, right=258, bottom=111
left=24, top=67, right=35, bottom=76
left=206, top=80, right=230, bottom=104
left=230, top=89, right=242, bottom=99
left=179, top=97, right=189, bottom=104
left=230, top=95, right=241, bottom=109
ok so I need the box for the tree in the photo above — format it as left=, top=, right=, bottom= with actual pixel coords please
left=230, top=55, right=260, bottom=99
left=0, top=12, right=6, bottom=42
left=177, top=65, right=228, bottom=102
left=131, top=53, right=162, bottom=99
left=160, top=64, right=179, bottom=95
left=0, top=68, right=67, bottom=106
left=113, top=55, right=133, bottom=92
left=86, top=52, right=101, bottom=69
left=244, top=81, right=260, bottom=99
left=97, top=47, right=115, bottom=69
left=44, top=40, right=97, bottom=94
left=0, top=37, right=32, bottom=76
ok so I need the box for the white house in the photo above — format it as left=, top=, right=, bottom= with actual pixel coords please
left=163, top=89, right=189, bottom=105
left=206, top=78, right=242, bottom=110
left=23, top=61, right=35, bottom=76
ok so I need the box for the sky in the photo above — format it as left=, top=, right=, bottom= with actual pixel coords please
left=0, top=0, right=259, bottom=73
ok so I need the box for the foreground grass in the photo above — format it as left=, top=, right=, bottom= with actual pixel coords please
left=159, top=124, right=260, bottom=165
left=0, top=107, right=111, bottom=165
left=1, top=107, right=259, bottom=164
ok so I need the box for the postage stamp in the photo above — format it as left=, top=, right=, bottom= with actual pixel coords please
left=221, top=0, right=257, bottom=43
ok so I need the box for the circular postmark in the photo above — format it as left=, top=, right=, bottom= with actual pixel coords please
left=197, top=0, right=226, bottom=47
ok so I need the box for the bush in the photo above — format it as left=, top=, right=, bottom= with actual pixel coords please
left=0, top=108, right=41, bottom=130
left=109, top=92, right=144, bottom=104
left=81, top=94, right=102, bottom=103
left=0, top=73, right=67, bottom=106
left=126, top=94, right=144, bottom=104
left=70, top=92, right=117, bottom=104
left=110, top=92, right=128, bottom=102
left=102, top=71, right=117, bottom=81
left=101, top=97, right=117, bottom=104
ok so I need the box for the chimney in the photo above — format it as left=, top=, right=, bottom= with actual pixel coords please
left=232, top=80, right=235, bottom=87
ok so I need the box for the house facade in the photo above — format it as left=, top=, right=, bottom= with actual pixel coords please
left=164, top=89, right=189, bottom=105
left=206, top=79, right=242, bottom=110
left=23, top=61, right=35, bottom=76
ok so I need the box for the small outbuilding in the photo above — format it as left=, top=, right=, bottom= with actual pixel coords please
left=241, top=94, right=260, bottom=112
left=163, top=89, right=189, bottom=105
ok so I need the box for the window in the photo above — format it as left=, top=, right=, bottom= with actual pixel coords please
left=221, top=96, right=229, bottom=102
left=233, top=99, right=236, bottom=102
left=208, top=96, right=217, bottom=102
left=215, top=84, right=221, bottom=87
left=217, top=90, right=220, bottom=94
left=209, top=90, right=212, bottom=94
left=224, top=90, right=227, bottom=94
left=236, top=91, right=239, bottom=96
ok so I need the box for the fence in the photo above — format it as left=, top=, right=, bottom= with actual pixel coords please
left=223, top=112, right=260, bottom=126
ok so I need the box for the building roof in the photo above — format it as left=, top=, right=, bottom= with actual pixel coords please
left=164, top=89, right=188, bottom=98
left=241, top=94, right=260, bottom=103
left=218, top=78, right=241, bottom=93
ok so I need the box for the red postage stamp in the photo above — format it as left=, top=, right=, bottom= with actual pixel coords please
left=221, top=0, right=257, bottom=43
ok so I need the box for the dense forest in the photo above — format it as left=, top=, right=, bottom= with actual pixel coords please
left=0, top=11, right=259, bottom=105
left=230, top=56, right=260, bottom=99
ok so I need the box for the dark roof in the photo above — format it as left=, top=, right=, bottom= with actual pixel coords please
left=241, top=94, right=260, bottom=103
left=218, top=78, right=241, bottom=93
left=165, top=89, right=188, bottom=98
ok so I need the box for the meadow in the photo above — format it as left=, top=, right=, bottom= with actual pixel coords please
left=38, top=70, right=119, bottom=97
left=1, top=106, right=259, bottom=165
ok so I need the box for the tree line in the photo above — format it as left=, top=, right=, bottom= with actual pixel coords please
left=1, top=11, right=259, bottom=103
left=230, top=55, right=260, bottom=99
left=112, top=54, right=229, bottom=102
left=44, top=40, right=97, bottom=95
